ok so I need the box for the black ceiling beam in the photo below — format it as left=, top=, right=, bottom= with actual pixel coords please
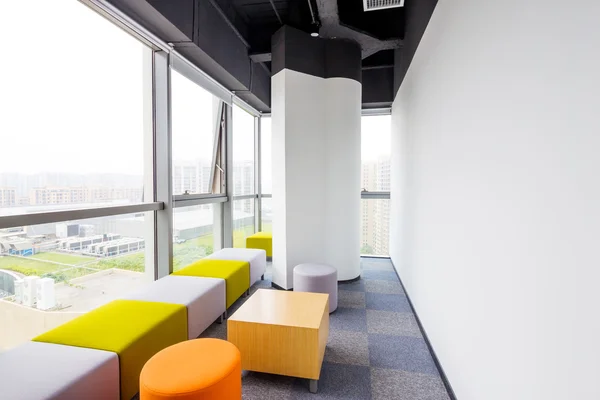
left=249, top=51, right=393, bottom=70
left=268, top=0, right=284, bottom=24
left=208, top=0, right=251, bottom=49
left=249, top=52, right=272, bottom=63
left=108, top=0, right=271, bottom=111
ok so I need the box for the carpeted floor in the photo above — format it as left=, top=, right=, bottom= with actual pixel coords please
left=200, top=258, right=450, bottom=400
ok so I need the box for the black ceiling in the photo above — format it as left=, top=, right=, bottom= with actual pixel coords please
left=338, top=1, right=405, bottom=40
left=228, top=0, right=405, bottom=67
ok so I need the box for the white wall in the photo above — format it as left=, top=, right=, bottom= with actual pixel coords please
left=390, top=0, right=600, bottom=399
left=272, top=70, right=361, bottom=288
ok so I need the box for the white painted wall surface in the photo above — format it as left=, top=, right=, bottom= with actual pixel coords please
left=272, top=70, right=361, bottom=288
left=324, top=78, right=361, bottom=281
left=390, top=0, right=600, bottom=399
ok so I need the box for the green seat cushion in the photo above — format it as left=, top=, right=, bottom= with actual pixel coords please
left=33, top=299, right=187, bottom=400
left=246, top=232, right=273, bottom=257
left=173, top=259, right=250, bottom=308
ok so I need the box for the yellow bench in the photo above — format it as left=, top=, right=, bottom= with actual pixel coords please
left=33, top=300, right=187, bottom=400
left=246, top=232, right=272, bottom=258
left=173, top=259, right=250, bottom=308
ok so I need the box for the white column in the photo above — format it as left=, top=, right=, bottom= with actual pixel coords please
left=271, top=29, right=362, bottom=288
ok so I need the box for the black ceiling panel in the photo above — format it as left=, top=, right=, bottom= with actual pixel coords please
left=338, top=0, right=405, bottom=40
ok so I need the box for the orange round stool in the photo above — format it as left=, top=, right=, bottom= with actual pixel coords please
left=140, top=339, right=241, bottom=400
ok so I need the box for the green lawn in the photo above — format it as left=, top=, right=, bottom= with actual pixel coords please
left=0, top=256, right=66, bottom=276
left=233, top=225, right=256, bottom=248
left=31, top=252, right=94, bottom=265
left=261, top=223, right=272, bottom=233
left=0, top=224, right=273, bottom=279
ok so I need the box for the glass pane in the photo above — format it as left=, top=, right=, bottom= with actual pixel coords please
left=261, top=117, right=272, bottom=194
left=361, top=116, right=391, bottom=192
left=0, top=212, right=153, bottom=349
left=173, top=205, right=217, bottom=271
left=233, top=106, right=255, bottom=196
left=360, top=199, right=390, bottom=256
left=0, top=1, right=151, bottom=217
left=233, top=199, right=255, bottom=248
left=261, top=198, right=273, bottom=233
left=171, top=69, right=220, bottom=195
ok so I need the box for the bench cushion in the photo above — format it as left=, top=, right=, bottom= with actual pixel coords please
left=206, top=248, right=267, bottom=286
left=246, top=232, right=272, bottom=257
left=33, top=300, right=187, bottom=400
left=123, top=275, right=226, bottom=339
left=0, top=341, right=119, bottom=400
left=173, top=260, right=249, bottom=308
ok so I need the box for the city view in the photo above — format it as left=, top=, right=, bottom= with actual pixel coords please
left=0, top=0, right=390, bottom=351
left=360, top=115, right=392, bottom=256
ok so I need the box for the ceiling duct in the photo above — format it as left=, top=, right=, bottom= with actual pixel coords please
left=363, top=0, right=405, bottom=12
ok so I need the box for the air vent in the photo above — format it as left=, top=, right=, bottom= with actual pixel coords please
left=363, top=0, right=405, bottom=12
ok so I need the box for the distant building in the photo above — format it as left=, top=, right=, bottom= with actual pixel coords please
left=233, top=161, right=255, bottom=214
left=0, top=188, right=16, bottom=207
left=172, top=161, right=212, bottom=195
left=360, top=157, right=390, bottom=255
left=28, top=186, right=143, bottom=206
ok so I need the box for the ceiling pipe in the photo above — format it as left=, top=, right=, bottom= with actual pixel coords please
left=208, top=0, right=251, bottom=48
left=307, top=0, right=317, bottom=24
left=315, top=0, right=402, bottom=58
left=269, top=0, right=283, bottom=24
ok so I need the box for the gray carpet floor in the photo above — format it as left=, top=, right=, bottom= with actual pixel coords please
left=200, top=258, right=450, bottom=400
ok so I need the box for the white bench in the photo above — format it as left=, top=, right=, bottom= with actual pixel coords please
left=206, top=248, right=267, bottom=287
left=0, top=341, right=119, bottom=400
left=123, top=275, right=226, bottom=339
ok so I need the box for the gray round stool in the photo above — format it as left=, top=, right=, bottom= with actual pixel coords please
left=293, top=263, right=338, bottom=313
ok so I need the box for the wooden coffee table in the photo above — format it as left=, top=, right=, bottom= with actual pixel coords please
left=227, top=289, right=329, bottom=393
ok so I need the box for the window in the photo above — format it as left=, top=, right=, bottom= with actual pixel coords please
left=233, top=199, right=255, bottom=248
left=172, top=205, right=217, bottom=271
left=261, top=198, right=273, bottom=233
left=361, top=115, right=391, bottom=256
left=171, top=70, right=222, bottom=195
left=0, top=212, right=154, bottom=348
left=360, top=199, right=390, bottom=255
left=261, top=117, right=272, bottom=195
left=0, top=0, right=156, bottom=350
left=0, top=1, right=151, bottom=216
left=232, top=105, right=255, bottom=196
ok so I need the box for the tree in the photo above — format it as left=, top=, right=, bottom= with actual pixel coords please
left=360, top=244, right=374, bottom=255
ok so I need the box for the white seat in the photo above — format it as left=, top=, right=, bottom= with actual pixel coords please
left=123, top=275, right=226, bottom=339
left=206, top=248, right=267, bottom=286
left=0, top=341, right=119, bottom=400
left=294, top=263, right=338, bottom=313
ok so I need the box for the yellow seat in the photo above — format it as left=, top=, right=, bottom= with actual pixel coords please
left=33, top=300, right=187, bottom=400
left=173, top=259, right=249, bottom=308
left=246, top=232, right=272, bottom=258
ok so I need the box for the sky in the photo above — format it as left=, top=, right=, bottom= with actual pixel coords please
left=0, top=1, right=388, bottom=179
left=0, top=1, right=146, bottom=175
left=0, top=1, right=255, bottom=177
left=361, top=115, right=392, bottom=161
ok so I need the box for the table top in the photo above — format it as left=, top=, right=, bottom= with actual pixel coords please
left=228, top=289, right=329, bottom=329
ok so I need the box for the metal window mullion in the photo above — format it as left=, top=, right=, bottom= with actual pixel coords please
left=361, top=107, right=392, bottom=116
left=232, top=194, right=258, bottom=201
left=173, top=193, right=227, bottom=202
left=153, top=50, right=173, bottom=278
left=360, top=191, right=391, bottom=200
left=0, top=203, right=163, bottom=230
left=222, top=103, right=234, bottom=248
left=173, top=196, right=227, bottom=208
left=142, top=45, right=157, bottom=282
left=255, top=116, right=261, bottom=233
left=209, top=101, right=225, bottom=193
